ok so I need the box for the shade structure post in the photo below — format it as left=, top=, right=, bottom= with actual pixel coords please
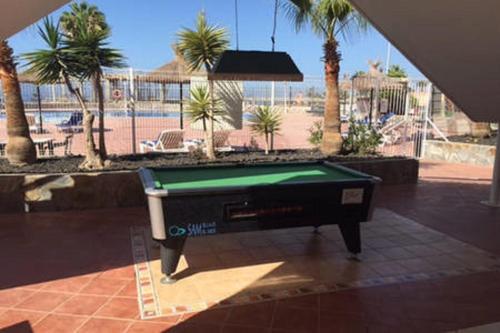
left=36, top=85, right=43, bottom=134
left=483, top=123, right=500, bottom=207
left=128, top=67, right=137, bottom=155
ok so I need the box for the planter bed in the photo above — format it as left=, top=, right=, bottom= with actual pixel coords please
left=0, top=150, right=418, bottom=214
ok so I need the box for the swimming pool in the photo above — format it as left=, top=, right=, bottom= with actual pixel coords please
left=0, top=111, right=252, bottom=124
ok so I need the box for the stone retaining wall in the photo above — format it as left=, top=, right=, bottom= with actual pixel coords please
left=0, top=158, right=418, bottom=214
left=424, top=140, right=496, bottom=166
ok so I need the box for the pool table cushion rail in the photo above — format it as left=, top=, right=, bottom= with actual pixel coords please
left=138, top=161, right=380, bottom=198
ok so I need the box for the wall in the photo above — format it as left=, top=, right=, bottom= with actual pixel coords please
left=0, top=158, right=418, bottom=214
left=424, top=140, right=496, bottom=166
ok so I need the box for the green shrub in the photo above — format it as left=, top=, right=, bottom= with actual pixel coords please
left=342, top=118, right=383, bottom=155
left=308, top=121, right=323, bottom=148
left=248, top=106, right=282, bottom=154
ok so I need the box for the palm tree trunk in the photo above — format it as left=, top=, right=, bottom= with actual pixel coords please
left=206, top=80, right=216, bottom=160
left=321, top=39, right=343, bottom=155
left=94, top=72, right=107, bottom=159
left=0, top=40, right=36, bottom=165
left=264, top=131, right=270, bottom=155
left=62, top=74, right=103, bottom=169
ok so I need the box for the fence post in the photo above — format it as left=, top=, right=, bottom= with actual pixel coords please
left=128, top=67, right=137, bottom=154
left=419, top=82, right=433, bottom=159
left=36, top=85, right=43, bottom=134
left=349, top=78, right=355, bottom=118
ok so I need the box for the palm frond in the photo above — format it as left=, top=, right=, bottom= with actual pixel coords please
left=283, top=0, right=367, bottom=42
left=22, top=17, right=68, bottom=84
left=187, top=85, right=224, bottom=124
left=281, top=0, right=313, bottom=33
left=248, top=106, right=282, bottom=135
left=176, top=12, right=229, bottom=72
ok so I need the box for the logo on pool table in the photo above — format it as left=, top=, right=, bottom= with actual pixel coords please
left=168, top=225, right=187, bottom=237
left=168, top=222, right=217, bottom=237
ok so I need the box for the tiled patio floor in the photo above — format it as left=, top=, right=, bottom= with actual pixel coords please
left=0, top=161, right=499, bottom=332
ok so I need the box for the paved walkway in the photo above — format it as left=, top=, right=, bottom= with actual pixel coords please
left=0, top=161, right=499, bottom=333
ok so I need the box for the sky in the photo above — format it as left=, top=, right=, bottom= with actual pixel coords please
left=8, top=0, right=423, bottom=79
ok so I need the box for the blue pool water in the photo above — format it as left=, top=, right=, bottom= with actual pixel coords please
left=0, top=111, right=252, bottom=124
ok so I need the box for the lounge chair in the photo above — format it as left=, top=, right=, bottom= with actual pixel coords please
left=26, top=115, right=40, bottom=133
left=213, top=131, right=234, bottom=152
left=140, top=130, right=188, bottom=153
left=52, top=134, right=74, bottom=156
left=56, top=112, right=83, bottom=133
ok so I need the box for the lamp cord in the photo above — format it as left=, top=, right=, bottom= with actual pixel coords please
left=235, top=0, right=240, bottom=50
left=271, top=0, right=279, bottom=51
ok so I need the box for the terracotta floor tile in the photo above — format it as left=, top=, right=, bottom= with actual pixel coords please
left=272, top=305, right=318, bottom=332
left=55, top=295, right=109, bottom=316
left=225, top=302, right=275, bottom=328
left=15, top=291, right=71, bottom=312
left=184, top=253, right=222, bottom=269
left=396, top=258, right=436, bottom=273
left=165, top=322, right=222, bottom=333
left=238, top=236, right=273, bottom=248
left=99, top=266, right=135, bottom=280
left=276, top=294, right=319, bottom=309
left=248, top=246, right=285, bottom=261
left=217, top=250, right=255, bottom=266
left=125, top=321, right=174, bottom=333
left=42, top=275, right=94, bottom=293
left=117, top=280, right=138, bottom=298
left=77, top=318, right=131, bottom=333
left=376, top=247, right=416, bottom=260
left=318, top=312, right=367, bottom=333
left=141, top=314, right=179, bottom=324
left=319, top=292, right=373, bottom=315
left=222, top=324, right=271, bottom=333
left=0, top=288, right=34, bottom=308
left=94, top=297, right=139, bottom=319
left=79, top=278, right=129, bottom=296
left=0, top=309, right=46, bottom=329
left=179, top=308, right=230, bottom=324
left=369, top=261, right=409, bottom=276
left=33, top=314, right=87, bottom=333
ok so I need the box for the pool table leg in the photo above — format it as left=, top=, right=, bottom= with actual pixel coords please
left=338, top=222, right=361, bottom=260
left=159, top=237, right=186, bottom=284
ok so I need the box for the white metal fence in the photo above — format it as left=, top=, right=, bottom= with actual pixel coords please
left=0, top=69, right=447, bottom=158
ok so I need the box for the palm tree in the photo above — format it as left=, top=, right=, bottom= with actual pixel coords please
left=23, top=18, right=103, bottom=169
left=177, top=12, right=229, bottom=160
left=248, top=106, right=282, bottom=154
left=387, top=64, right=407, bottom=78
left=284, top=0, right=366, bottom=155
left=60, top=2, right=125, bottom=160
left=0, top=40, right=36, bottom=165
left=187, top=85, right=224, bottom=140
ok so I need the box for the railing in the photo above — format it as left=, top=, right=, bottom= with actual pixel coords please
left=0, top=69, right=448, bottom=159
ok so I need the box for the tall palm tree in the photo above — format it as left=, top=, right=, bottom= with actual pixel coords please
left=177, top=12, right=229, bottom=160
left=23, top=18, right=103, bottom=169
left=60, top=2, right=125, bottom=160
left=284, top=0, right=366, bottom=154
left=0, top=40, right=36, bottom=165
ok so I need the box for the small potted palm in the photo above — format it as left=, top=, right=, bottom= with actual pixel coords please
left=248, top=106, right=282, bottom=155
left=187, top=86, right=224, bottom=151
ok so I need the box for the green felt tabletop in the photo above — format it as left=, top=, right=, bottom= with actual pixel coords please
left=153, top=164, right=362, bottom=190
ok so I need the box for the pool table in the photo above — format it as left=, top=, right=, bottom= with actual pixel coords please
left=139, top=161, right=380, bottom=284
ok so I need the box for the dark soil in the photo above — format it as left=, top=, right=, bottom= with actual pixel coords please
left=0, top=150, right=402, bottom=174
left=446, top=132, right=498, bottom=146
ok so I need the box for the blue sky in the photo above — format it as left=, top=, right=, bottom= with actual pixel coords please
left=8, top=0, right=423, bottom=78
